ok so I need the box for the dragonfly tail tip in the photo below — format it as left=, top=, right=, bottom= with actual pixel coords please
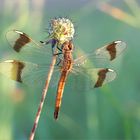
left=54, top=112, right=58, bottom=120
left=54, top=107, right=59, bottom=120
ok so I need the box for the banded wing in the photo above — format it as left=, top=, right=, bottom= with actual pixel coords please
left=6, top=30, right=33, bottom=52
left=72, top=40, right=126, bottom=88
left=70, top=67, right=116, bottom=89
left=0, top=60, right=61, bottom=87
left=6, top=29, right=54, bottom=62
left=74, top=40, right=126, bottom=67
left=0, top=60, right=25, bottom=82
left=87, top=68, right=116, bottom=88
left=6, top=29, right=49, bottom=52
left=3, top=30, right=63, bottom=86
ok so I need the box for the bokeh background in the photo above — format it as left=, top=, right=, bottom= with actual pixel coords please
left=0, top=0, right=140, bottom=140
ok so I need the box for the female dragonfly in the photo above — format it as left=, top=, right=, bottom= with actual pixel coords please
left=0, top=29, right=126, bottom=119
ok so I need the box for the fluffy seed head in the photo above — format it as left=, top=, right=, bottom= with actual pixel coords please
left=48, top=18, right=75, bottom=44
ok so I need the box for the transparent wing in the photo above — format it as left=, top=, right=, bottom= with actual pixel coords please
left=67, top=40, right=126, bottom=91
left=69, top=67, right=117, bottom=92
left=0, top=60, right=61, bottom=88
left=6, top=29, right=54, bottom=63
left=86, top=68, right=116, bottom=88
left=6, top=29, right=48, bottom=53
left=74, top=41, right=126, bottom=67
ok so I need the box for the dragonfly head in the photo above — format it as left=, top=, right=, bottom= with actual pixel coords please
left=62, top=41, right=74, bottom=52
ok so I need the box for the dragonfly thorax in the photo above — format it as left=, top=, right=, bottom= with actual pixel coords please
left=61, top=41, right=74, bottom=71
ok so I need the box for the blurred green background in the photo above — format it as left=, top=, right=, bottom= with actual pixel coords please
left=0, top=0, right=140, bottom=140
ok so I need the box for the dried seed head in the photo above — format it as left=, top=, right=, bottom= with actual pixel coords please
left=48, top=18, right=75, bottom=44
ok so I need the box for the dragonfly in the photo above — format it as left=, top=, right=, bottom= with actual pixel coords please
left=52, top=40, right=126, bottom=119
left=0, top=29, right=126, bottom=120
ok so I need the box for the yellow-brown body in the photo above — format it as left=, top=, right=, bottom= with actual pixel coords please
left=54, top=41, right=73, bottom=119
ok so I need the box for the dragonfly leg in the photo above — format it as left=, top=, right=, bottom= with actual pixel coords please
left=56, top=46, right=62, bottom=52
left=40, top=39, right=52, bottom=45
left=53, top=42, right=63, bottom=55
left=40, top=39, right=60, bottom=55
left=56, top=57, right=62, bottom=66
left=53, top=52, right=63, bottom=57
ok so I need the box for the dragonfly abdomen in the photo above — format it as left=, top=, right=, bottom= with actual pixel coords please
left=54, top=71, right=69, bottom=120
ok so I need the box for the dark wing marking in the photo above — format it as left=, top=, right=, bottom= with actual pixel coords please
left=6, top=30, right=36, bottom=52
left=6, top=29, right=59, bottom=64
left=70, top=67, right=116, bottom=89
left=6, top=29, right=52, bottom=55
left=74, top=41, right=126, bottom=67
left=0, top=60, right=25, bottom=82
left=94, top=68, right=116, bottom=87
left=11, top=30, right=31, bottom=52
left=0, top=60, right=61, bottom=87
left=0, top=60, right=38, bottom=83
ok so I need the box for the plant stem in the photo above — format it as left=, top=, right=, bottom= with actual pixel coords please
left=29, top=54, right=57, bottom=140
